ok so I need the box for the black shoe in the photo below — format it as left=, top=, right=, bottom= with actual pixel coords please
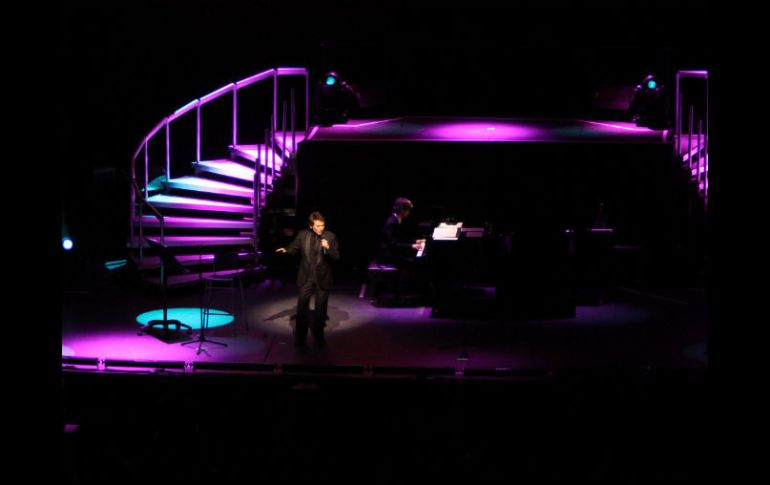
left=311, top=330, right=325, bottom=344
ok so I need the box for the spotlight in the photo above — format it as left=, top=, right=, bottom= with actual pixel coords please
left=62, top=238, right=74, bottom=250
left=315, top=71, right=359, bottom=126
left=629, top=73, right=669, bottom=129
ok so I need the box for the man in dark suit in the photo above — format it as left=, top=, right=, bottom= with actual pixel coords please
left=276, top=211, right=340, bottom=346
left=378, top=197, right=424, bottom=265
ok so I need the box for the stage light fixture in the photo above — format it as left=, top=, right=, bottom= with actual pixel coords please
left=315, top=71, right=360, bottom=126
left=629, top=73, right=669, bottom=129
left=62, top=238, right=74, bottom=250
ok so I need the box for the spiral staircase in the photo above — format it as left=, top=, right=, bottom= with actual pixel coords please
left=128, top=67, right=310, bottom=287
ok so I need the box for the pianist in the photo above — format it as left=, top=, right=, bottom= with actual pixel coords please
left=371, top=197, right=427, bottom=302
left=378, top=197, right=424, bottom=265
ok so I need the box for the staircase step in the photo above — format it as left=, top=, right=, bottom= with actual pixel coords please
left=141, top=175, right=166, bottom=195
left=129, top=235, right=254, bottom=248
left=232, top=134, right=306, bottom=159
left=229, top=145, right=285, bottom=169
left=273, top=132, right=307, bottom=153
left=164, top=176, right=253, bottom=198
left=136, top=215, right=254, bottom=229
left=195, top=160, right=254, bottom=182
left=146, top=194, right=254, bottom=213
left=134, top=251, right=255, bottom=270
left=195, top=160, right=276, bottom=185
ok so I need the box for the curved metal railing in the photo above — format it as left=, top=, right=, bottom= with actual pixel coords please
left=675, top=70, right=708, bottom=208
left=129, top=67, right=309, bottom=261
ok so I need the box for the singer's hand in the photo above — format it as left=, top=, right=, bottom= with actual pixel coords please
left=276, top=248, right=287, bottom=253
left=321, top=239, right=330, bottom=250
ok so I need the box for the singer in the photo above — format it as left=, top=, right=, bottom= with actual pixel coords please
left=276, top=211, right=340, bottom=346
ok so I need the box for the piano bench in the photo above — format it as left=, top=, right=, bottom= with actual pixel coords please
left=359, top=262, right=401, bottom=300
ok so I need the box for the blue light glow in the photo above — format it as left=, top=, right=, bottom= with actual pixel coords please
left=136, top=307, right=234, bottom=329
left=105, top=259, right=127, bottom=270
left=647, top=79, right=657, bottom=89
left=62, top=238, right=74, bottom=250
left=325, top=75, right=336, bottom=86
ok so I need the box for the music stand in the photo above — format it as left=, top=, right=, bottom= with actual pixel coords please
left=180, top=250, right=228, bottom=355
left=138, top=237, right=193, bottom=338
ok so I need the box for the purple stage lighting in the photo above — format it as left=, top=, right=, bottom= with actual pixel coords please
left=425, top=121, right=542, bottom=142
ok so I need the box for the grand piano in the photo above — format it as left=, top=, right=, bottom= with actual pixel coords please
left=416, top=220, right=576, bottom=320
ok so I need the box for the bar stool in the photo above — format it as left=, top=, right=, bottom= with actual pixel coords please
left=201, top=251, right=248, bottom=337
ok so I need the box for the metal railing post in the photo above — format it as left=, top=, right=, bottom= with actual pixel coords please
left=305, top=73, right=309, bottom=134
left=291, top=88, right=296, bottom=156
left=129, top=184, right=135, bottom=249
left=273, top=70, right=278, bottom=133
left=270, top=115, right=275, bottom=188
left=688, top=105, right=695, bottom=170
left=697, top=119, right=704, bottom=191
left=675, top=73, right=681, bottom=155
left=165, top=121, right=171, bottom=181
left=233, top=85, right=238, bottom=147
left=282, top=100, right=287, bottom=161
left=139, top=202, right=144, bottom=263
left=144, top=141, right=149, bottom=195
left=196, top=101, right=201, bottom=162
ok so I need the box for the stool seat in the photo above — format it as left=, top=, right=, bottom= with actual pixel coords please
left=201, top=255, right=250, bottom=337
left=368, top=263, right=399, bottom=273
left=360, top=260, right=402, bottom=302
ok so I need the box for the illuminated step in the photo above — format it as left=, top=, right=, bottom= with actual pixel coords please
left=137, top=215, right=253, bottom=229
left=146, top=194, right=253, bottom=213
left=164, top=176, right=253, bottom=198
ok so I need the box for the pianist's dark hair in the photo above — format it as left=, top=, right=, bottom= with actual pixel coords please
left=393, top=197, right=413, bottom=212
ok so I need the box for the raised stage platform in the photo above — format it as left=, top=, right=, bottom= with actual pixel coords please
left=306, top=117, right=669, bottom=143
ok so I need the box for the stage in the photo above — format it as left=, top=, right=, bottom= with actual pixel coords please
left=305, top=117, right=669, bottom=143
left=62, top=276, right=706, bottom=374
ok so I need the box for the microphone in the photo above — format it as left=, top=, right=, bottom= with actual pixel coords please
left=320, top=235, right=328, bottom=255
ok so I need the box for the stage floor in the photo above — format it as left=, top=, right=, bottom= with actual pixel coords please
left=62, top=277, right=706, bottom=372
left=305, top=117, right=669, bottom=143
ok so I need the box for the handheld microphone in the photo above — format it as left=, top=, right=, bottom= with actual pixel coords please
left=320, top=235, right=328, bottom=255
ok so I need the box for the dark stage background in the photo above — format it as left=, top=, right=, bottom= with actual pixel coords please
left=59, top=1, right=710, bottom=269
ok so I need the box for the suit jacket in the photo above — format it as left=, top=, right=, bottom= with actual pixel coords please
left=285, top=229, right=340, bottom=290
left=378, top=214, right=414, bottom=265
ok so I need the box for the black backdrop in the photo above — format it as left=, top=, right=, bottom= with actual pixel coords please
left=59, top=0, right=710, bottom=264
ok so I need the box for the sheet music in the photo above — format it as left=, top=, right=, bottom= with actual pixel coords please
left=432, top=222, right=463, bottom=240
